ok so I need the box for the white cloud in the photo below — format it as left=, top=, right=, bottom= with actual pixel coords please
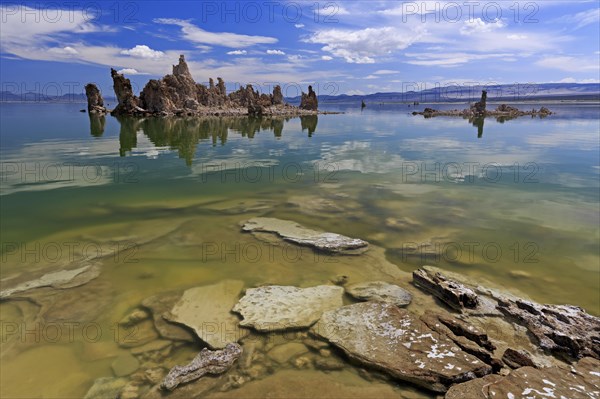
left=365, top=75, right=378, bottom=79
left=405, top=52, right=515, bottom=67
left=0, top=5, right=108, bottom=47
left=374, top=69, right=399, bottom=75
left=227, top=50, right=247, bottom=55
left=345, top=89, right=366, bottom=95
left=378, top=1, right=445, bottom=16
left=536, top=56, right=600, bottom=72
left=117, top=68, right=147, bottom=75
left=558, top=77, right=600, bottom=84
left=460, top=18, right=505, bottom=35
left=48, top=46, right=79, bottom=55
left=120, top=45, right=165, bottom=59
left=287, top=54, right=302, bottom=61
left=294, top=23, right=305, bottom=28
left=266, top=49, right=285, bottom=55
left=305, top=26, right=423, bottom=63
left=321, top=55, right=333, bottom=61
left=154, top=18, right=277, bottom=48
left=507, top=34, right=528, bottom=40
left=559, top=8, right=600, bottom=29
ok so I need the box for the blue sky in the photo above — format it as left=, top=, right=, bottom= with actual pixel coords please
left=1, top=1, right=599, bottom=96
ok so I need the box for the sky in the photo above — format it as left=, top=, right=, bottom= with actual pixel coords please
left=1, top=0, right=599, bottom=97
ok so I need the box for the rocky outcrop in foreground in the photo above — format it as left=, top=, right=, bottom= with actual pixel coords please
left=312, top=301, right=492, bottom=392
left=94, top=55, right=325, bottom=117
left=19, top=216, right=590, bottom=399
left=413, top=90, right=553, bottom=119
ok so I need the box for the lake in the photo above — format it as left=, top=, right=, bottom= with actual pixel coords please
left=1, top=102, right=599, bottom=398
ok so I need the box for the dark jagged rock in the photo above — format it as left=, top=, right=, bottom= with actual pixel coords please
left=495, top=104, right=519, bottom=113
left=110, top=68, right=144, bottom=115
left=84, top=83, right=107, bottom=114
left=414, top=267, right=600, bottom=362
left=470, top=90, right=487, bottom=117
left=413, top=268, right=479, bottom=311
left=495, top=297, right=600, bottom=361
left=300, top=85, right=318, bottom=110
left=272, top=85, right=283, bottom=105
left=247, top=104, right=264, bottom=117
left=502, top=348, right=538, bottom=369
left=161, top=343, right=242, bottom=391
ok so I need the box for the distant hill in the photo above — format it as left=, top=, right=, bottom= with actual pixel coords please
left=2, top=83, right=598, bottom=104
left=0, top=91, right=116, bottom=103
left=287, top=83, right=600, bottom=104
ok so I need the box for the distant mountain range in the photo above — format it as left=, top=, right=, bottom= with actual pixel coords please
left=1, top=83, right=598, bottom=104
left=288, top=83, right=600, bottom=104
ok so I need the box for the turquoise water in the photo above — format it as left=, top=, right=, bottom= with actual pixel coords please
left=0, top=102, right=599, bottom=397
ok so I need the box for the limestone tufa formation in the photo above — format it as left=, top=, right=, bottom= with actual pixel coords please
left=84, top=83, right=107, bottom=114
left=300, top=85, right=318, bottom=110
left=98, top=55, right=317, bottom=117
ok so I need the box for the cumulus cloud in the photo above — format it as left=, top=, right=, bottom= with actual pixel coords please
left=266, top=49, right=285, bottom=55
left=295, top=23, right=305, bottom=28
left=227, top=50, right=247, bottom=55
left=305, top=27, right=423, bottom=63
left=321, top=55, right=333, bottom=61
left=155, top=18, right=277, bottom=48
left=120, top=45, right=165, bottom=59
left=460, top=18, right=505, bottom=35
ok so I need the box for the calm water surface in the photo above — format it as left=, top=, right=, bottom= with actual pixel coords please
left=1, top=102, right=599, bottom=398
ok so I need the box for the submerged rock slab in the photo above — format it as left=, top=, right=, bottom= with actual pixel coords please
left=164, top=280, right=248, bottom=349
left=241, top=217, right=368, bottom=255
left=0, top=264, right=100, bottom=299
left=232, top=285, right=344, bottom=331
left=161, top=343, right=242, bottom=391
left=312, top=302, right=492, bottom=393
left=345, top=281, right=413, bottom=307
left=141, top=292, right=196, bottom=342
left=445, top=357, right=600, bottom=399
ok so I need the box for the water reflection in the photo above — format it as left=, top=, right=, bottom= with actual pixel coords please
left=470, top=117, right=485, bottom=138
left=92, top=115, right=319, bottom=166
left=89, top=113, right=105, bottom=137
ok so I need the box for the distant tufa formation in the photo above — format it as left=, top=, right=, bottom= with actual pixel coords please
left=86, top=55, right=319, bottom=117
left=413, top=90, right=552, bottom=118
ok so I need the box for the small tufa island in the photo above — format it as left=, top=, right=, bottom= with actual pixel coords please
left=413, top=90, right=553, bottom=119
left=85, top=55, right=322, bottom=117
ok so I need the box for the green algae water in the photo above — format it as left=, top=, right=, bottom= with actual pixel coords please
left=1, top=102, right=599, bottom=398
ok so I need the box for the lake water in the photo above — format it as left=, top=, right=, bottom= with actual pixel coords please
left=1, top=102, right=599, bottom=398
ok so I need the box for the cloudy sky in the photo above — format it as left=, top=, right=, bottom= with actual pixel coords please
left=1, top=1, right=599, bottom=96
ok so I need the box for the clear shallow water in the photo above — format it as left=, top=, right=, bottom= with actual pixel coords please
left=0, top=102, right=599, bottom=398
